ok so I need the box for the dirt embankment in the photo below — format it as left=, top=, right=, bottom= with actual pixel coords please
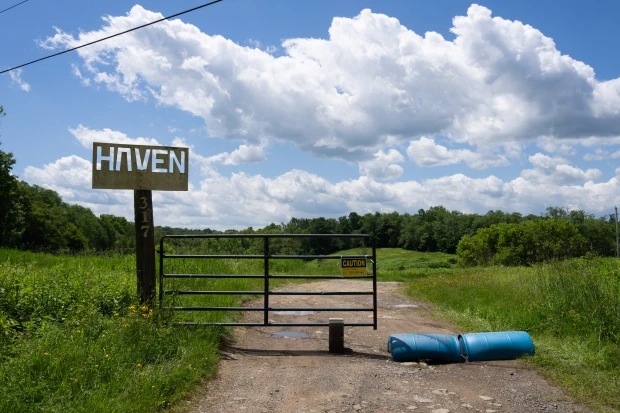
left=180, top=280, right=590, bottom=413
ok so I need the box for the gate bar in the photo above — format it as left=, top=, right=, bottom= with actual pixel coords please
left=181, top=322, right=375, bottom=327
left=164, top=290, right=374, bottom=296
left=171, top=307, right=374, bottom=312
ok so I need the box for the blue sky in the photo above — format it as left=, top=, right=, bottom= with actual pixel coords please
left=2, top=0, right=620, bottom=229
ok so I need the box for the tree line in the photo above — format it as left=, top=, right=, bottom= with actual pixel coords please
left=236, top=207, right=617, bottom=264
left=1, top=140, right=617, bottom=262
left=1, top=142, right=134, bottom=252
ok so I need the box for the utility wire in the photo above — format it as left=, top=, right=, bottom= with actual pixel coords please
left=0, top=0, right=224, bottom=74
left=0, top=0, right=29, bottom=16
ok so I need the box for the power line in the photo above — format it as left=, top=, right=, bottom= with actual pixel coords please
left=0, top=0, right=29, bottom=16
left=0, top=0, right=224, bottom=75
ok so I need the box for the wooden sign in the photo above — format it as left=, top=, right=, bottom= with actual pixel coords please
left=91, top=142, right=189, bottom=304
left=92, top=142, right=188, bottom=191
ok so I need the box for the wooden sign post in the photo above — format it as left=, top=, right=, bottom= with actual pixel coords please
left=92, top=142, right=189, bottom=305
left=134, top=189, right=156, bottom=303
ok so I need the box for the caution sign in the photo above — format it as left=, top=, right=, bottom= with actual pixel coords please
left=341, top=258, right=367, bottom=276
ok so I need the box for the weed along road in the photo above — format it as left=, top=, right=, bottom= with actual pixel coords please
left=181, top=280, right=590, bottom=413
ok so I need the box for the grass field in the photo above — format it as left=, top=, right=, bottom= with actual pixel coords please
left=0, top=249, right=223, bottom=413
left=390, top=253, right=620, bottom=413
left=1, top=247, right=619, bottom=412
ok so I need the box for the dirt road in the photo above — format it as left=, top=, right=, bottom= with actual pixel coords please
left=182, top=280, right=590, bottom=413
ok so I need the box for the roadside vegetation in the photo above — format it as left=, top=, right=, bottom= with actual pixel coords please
left=381, top=251, right=620, bottom=413
left=2, top=247, right=618, bottom=412
left=0, top=249, right=222, bottom=413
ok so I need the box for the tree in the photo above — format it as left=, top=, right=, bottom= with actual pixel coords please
left=18, top=184, right=68, bottom=251
left=399, top=206, right=474, bottom=253
left=304, top=217, right=339, bottom=254
left=99, top=214, right=134, bottom=251
left=457, top=219, right=589, bottom=266
left=471, top=210, right=522, bottom=232
left=66, top=204, right=108, bottom=250
left=64, top=223, right=88, bottom=252
left=545, top=206, right=569, bottom=220
left=0, top=142, right=20, bottom=246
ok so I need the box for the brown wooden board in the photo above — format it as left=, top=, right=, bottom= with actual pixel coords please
left=92, top=142, right=188, bottom=191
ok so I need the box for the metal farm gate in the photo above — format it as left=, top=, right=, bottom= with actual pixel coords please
left=158, top=234, right=377, bottom=329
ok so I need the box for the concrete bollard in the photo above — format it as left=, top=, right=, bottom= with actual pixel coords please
left=329, top=318, right=345, bottom=353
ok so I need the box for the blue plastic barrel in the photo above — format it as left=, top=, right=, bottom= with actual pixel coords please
left=387, top=333, right=462, bottom=363
left=458, top=331, right=535, bottom=362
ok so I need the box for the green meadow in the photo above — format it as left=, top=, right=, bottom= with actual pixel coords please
left=379, top=250, right=620, bottom=413
left=1, top=248, right=619, bottom=412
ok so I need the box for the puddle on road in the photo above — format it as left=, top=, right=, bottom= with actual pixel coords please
left=391, top=304, right=419, bottom=309
left=272, top=331, right=310, bottom=339
left=271, top=311, right=316, bottom=316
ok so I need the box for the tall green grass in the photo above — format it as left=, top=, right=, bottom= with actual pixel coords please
left=0, top=249, right=223, bottom=413
left=375, top=248, right=458, bottom=280
left=401, top=257, right=620, bottom=412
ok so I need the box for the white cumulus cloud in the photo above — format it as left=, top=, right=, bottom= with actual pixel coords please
left=359, top=149, right=404, bottom=180
left=406, top=137, right=508, bottom=169
left=42, top=5, right=620, bottom=161
left=69, top=124, right=161, bottom=148
left=521, top=153, right=602, bottom=185
left=25, top=6, right=620, bottom=228
left=207, top=141, right=267, bottom=166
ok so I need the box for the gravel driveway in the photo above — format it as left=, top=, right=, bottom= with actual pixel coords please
left=181, top=280, right=591, bottom=413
